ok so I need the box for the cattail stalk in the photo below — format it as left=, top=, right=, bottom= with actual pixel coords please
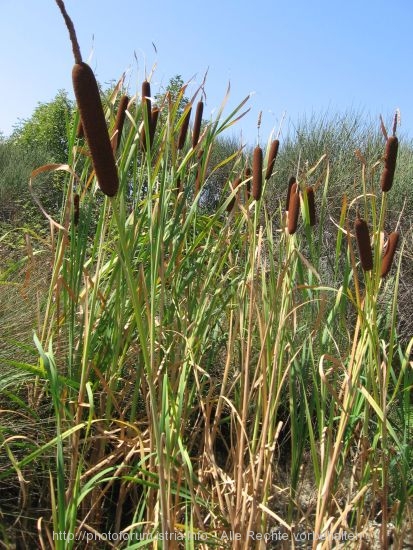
left=380, top=136, right=398, bottom=192
left=381, top=232, right=399, bottom=277
left=178, top=106, right=192, bottom=150
left=355, top=217, right=373, bottom=271
left=192, top=101, right=204, bottom=148
left=265, top=139, right=279, bottom=180
left=56, top=0, right=119, bottom=197
left=252, top=146, right=263, bottom=201
left=112, top=95, right=129, bottom=151
left=287, top=183, right=300, bottom=234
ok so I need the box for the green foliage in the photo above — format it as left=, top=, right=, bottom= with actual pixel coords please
left=11, top=90, right=73, bottom=163
left=154, top=74, right=189, bottom=119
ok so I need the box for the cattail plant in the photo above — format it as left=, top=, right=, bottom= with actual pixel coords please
left=227, top=176, right=242, bottom=212
left=381, top=231, right=399, bottom=277
left=287, top=182, right=300, bottom=234
left=305, top=186, right=316, bottom=226
left=142, top=80, right=151, bottom=117
left=265, top=139, right=279, bottom=180
left=380, top=136, right=398, bottom=192
left=177, top=106, right=192, bottom=150
left=192, top=101, right=204, bottom=148
left=252, top=146, right=263, bottom=201
left=55, top=0, right=119, bottom=197
left=285, top=176, right=296, bottom=211
left=112, top=94, right=129, bottom=151
left=354, top=216, right=373, bottom=271
left=73, top=193, right=80, bottom=226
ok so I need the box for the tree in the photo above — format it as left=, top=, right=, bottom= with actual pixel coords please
left=11, top=90, right=73, bottom=163
left=154, top=75, right=189, bottom=126
left=1, top=92, right=73, bottom=228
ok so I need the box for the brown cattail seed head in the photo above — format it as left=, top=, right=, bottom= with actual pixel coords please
left=286, top=176, right=296, bottom=211
left=227, top=176, right=242, bottom=212
left=380, top=136, right=398, bottom=192
left=265, top=139, right=279, bottom=180
left=381, top=231, right=399, bottom=277
left=113, top=94, right=129, bottom=151
left=305, top=186, right=316, bottom=226
left=192, top=101, right=204, bottom=148
left=384, top=136, right=398, bottom=171
left=354, top=217, right=373, bottom=271
left=252, top=146, right=263, bottom=201
left=73, top=193, right=80, bottom=226
left=287, top=183, right=300, bottom=234
left=178, top=106, right=192, bottom=150
left=245, top=166, right=252, bottom=198
left=142, top=80, right=151, bottom=116
left=72, top=62, right=119, bottom=197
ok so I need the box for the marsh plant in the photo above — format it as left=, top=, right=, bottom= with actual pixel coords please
left=0, top=2, right=412, bottom=549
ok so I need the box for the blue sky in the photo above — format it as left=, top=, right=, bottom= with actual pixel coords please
left=1, top=0, right=412, bottom=145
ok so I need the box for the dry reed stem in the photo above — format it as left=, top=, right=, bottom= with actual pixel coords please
left=287, top=182, right=300, bottom=234
left=192, top=101, right=204, bottom=148
left=252, top=146, right=263, bottom=201
left=55, top=0, right=82, bottom=64
left=354, top=217, right=373, bottom=271
left=381, top=231, right=399, bottom=277
left=265, top=139, right=279, bottom=180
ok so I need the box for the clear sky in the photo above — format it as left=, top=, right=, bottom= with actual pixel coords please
left=1, top=0, right=412, bottom=145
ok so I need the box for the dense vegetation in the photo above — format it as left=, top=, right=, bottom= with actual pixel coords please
left=1, top=6, right=412, bottom=549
